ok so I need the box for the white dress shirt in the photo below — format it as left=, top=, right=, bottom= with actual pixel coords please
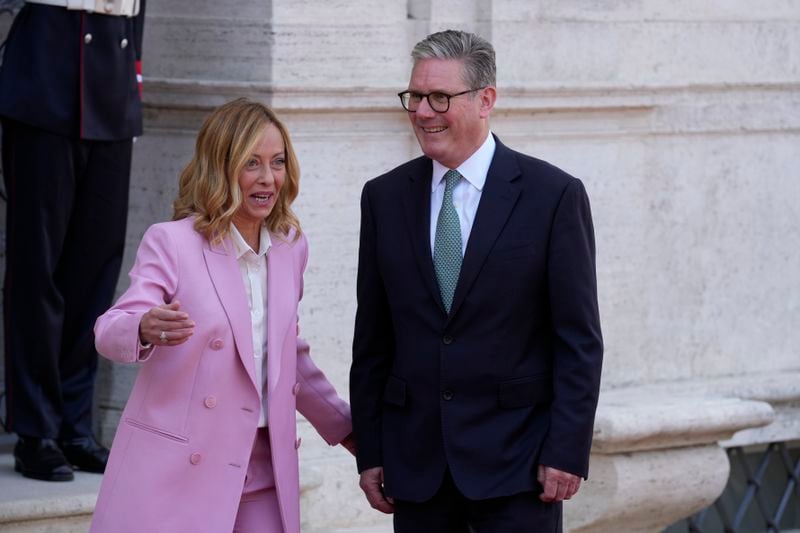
left=429, top=132, right=496, bottom=255
left=230, top=224, right=271, bottom=427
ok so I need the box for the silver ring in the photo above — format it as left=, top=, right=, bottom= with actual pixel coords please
left=159, top=331, right=167, bottom=342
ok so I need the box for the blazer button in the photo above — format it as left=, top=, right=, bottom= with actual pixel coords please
left=84, top=33, right=92, bottom=44
left=442, top=389, right=454, bottom=401
left=189, top=453, right=202, bottom=465
left=204, top=395, right=217, bottom=408
left=294, top=438, right=302, bottom=450
left=210, top=338, right=224, bottom=350
left=120, top=38, right=129, bottom=49
left=442, top=335, right=453, bottom=345
left=292, top=383, right=301, bottom=396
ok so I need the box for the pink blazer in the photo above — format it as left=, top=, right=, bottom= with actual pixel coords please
left=90, top=217, right=352, bottom=533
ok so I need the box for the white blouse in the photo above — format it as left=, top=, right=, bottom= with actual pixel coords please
left=230, top=224, right=271, bottom=427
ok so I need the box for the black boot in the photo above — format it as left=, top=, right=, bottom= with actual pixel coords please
left=14, top=437, right=74, bottom=482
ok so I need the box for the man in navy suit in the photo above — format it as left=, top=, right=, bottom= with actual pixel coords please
left=0, top=0, right=145, bottom=481
left=350, top=30, right=603, bottom=531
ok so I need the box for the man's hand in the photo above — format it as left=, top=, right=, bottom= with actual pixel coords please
left=537, top=465, right=582, bottom=502
left=359, top=466, right=395, bottom=514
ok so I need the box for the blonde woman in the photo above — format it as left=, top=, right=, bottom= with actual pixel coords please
left=91, top=98, right=354, bottom=533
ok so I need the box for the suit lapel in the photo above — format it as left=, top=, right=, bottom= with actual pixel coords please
left=203, top=238, right=258, bottom=391
left=401, top=158, right=447, bottom=314
left=449, top=140, right=521, bottom=320
left=266, top=233, right=293, bottom=391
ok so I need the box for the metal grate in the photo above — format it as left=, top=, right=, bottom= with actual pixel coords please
left=681, top=442, right=800, bottom=533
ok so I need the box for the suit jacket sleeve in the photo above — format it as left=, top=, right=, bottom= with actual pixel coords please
left=94, top=224, right=178, bottom=364
left=134, top=0, right=146, bottom=61
left=291, top=232, right=352, bottom=445
left=540, top=178, right=604, bottom=478
left=350, top=181, right=396, bottom=473
left=296, top=337, right=352, bottom=445
left=133, top=0, right=145, bottom=96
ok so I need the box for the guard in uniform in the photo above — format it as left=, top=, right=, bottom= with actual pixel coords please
left=0, top=0, right=146, bottom=481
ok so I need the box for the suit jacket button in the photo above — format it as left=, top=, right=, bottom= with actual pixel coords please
left=292, top=383, right=301, bottom=396
left=442, top=335, right=453, bottom=345
left=120, top=38, right=129, bottom=49
left=204, top=395, right=217, bottom=408
left=442, top=389, right=454, bottom=401
left=210, top=338, right=224, bottom=350
left=84, top=33, right=92, bottom=44
left=190, top=453, right=202, bottom=465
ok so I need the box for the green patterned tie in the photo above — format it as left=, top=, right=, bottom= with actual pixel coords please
left=434, top=169, right=463, bottom=313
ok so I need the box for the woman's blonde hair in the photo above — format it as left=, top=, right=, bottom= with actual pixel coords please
left=173, top=98, right=301, bottom=242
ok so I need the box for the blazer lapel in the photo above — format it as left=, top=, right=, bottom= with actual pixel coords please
left=449, top=139, right=521, bottom=320
left=203, top=238, right=259, bottom=391
left=401, top=157, right=447, bottom=314
left=266, top=233, right=294, bottom=391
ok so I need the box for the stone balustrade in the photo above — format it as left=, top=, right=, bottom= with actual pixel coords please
left=566, top=371, right=799, bottom=532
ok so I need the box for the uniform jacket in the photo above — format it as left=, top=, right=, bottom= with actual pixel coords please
left=350, top=136, right=603, bottom=502
left=91, top=217, right=352, bottom=533
left=0, top=2, right=145, bottom=140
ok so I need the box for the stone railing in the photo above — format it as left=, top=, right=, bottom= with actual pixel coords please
left=564, top=370, right=800, bottom=532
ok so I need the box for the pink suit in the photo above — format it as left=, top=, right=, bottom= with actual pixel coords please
left=91, top=217, right=352, bottom=532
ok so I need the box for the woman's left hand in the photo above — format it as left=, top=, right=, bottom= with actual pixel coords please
left=340, top=433, right=357, bottom=456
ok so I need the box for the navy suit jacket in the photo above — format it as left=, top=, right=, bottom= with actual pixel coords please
left=350, top=136, right=603, bottom=501
left=0, top=2, right=145, bottom=140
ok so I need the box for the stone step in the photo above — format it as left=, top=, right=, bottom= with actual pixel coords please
left=0, top=449, right=101, bottom=533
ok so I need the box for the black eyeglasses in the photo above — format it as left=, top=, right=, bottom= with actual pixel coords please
left=398, top=88, right=484, bottom=113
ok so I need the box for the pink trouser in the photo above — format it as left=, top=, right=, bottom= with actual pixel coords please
left=233, top=427, right=283, bottom=532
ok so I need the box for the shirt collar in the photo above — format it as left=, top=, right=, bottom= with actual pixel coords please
left=431, top=132, right=496, bottom=192
left=230, top=223, right=272, bottom=260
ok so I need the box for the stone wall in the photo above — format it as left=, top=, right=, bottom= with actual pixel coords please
left=2, top=1, right=799, bottom=531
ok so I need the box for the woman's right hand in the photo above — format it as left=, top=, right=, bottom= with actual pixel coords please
left=139, top=301, right=195, bottom=346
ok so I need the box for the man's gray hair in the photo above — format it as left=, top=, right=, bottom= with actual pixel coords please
left=411, top=29, right=496, bottom=89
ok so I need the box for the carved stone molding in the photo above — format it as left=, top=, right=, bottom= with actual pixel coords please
left=564, top=370, right=800, bottom=531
